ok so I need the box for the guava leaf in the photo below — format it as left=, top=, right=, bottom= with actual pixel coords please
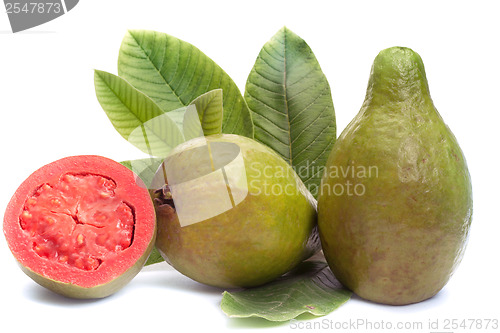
left=120, top=157, right=164, bottom=189
left=94, top=70, right=185, bottom=158
left=221, top=260, right=351, bottom=322
left=244, top=27, right=336, bottom=197
left=132, top=89, right=223, bottom=144
left=176, top=89, right=225, bottom=141
left=189, top=89, right=224, bottom=136
left=145, top=247, right=164, bottom=266
left=117, top=30, right=253, bottom=138
left=162, top=107, right=185, bottom=130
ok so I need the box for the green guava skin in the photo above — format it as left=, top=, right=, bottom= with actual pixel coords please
left=154, top=134, right=320, bottom=289
left=317, top=47, right=473, bottom=305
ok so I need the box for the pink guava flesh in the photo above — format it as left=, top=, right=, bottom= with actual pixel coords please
left=19, top=173, right=135, bottom=271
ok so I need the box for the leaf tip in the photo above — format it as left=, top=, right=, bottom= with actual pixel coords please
left=280, top=25, right=295, bottom=35
left=123, top=29, right=148, bottom=46
left=125, top=28, right=139, bottom=37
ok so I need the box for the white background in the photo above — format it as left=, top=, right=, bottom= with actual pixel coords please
left=1, top=1, right=499, bottom=332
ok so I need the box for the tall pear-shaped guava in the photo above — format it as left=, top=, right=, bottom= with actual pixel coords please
left=318, top=47, right=472, bottom=305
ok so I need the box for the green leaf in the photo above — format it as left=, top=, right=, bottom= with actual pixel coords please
left=162, top=107, right=185, bottom=130
left=244, top=27, right=336, bottom=197
left=221, top=260, right=351, bottom=322
left=153, top=88, right=224, bottom=141
left=117, top=30, right=254, bottom=138
left=189, top=89, right=224, bottom=136
left=120, top=157, right=164, bottom=189
left=174, top=89, right=225, bottom=141
left=145, top=247, right=165, bottom=266
left=94, top=70, right=185, bottom=157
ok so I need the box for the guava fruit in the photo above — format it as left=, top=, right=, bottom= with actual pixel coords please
left=152, top=134, right=319, bottom=288
left=3, top=155, right=156, bottom=299
left=317, top=47, right=472, bottom=305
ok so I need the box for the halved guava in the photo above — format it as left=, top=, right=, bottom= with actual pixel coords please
left=3, top=155, right=156, bottom=299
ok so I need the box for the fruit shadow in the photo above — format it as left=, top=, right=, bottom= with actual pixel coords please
left=225, top=312, right=319, bottom=329
left=349, top=286, right=450, bottom=312
left=137, top=262, right=225, bottom=296
left=224, top=316, right=287, bottom=329
left=140, top=263, right=306, bottom=328
left=23, top=283, right=106, bottom=306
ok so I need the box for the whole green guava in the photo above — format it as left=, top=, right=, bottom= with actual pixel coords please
left=317, top=47, right=472, bottom=305
left=152, top=134, right=320, bottom=288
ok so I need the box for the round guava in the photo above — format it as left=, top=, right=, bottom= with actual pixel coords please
left=3, top=155, right=156, bottom=299
left=152, top=134, right=320, bottom=289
